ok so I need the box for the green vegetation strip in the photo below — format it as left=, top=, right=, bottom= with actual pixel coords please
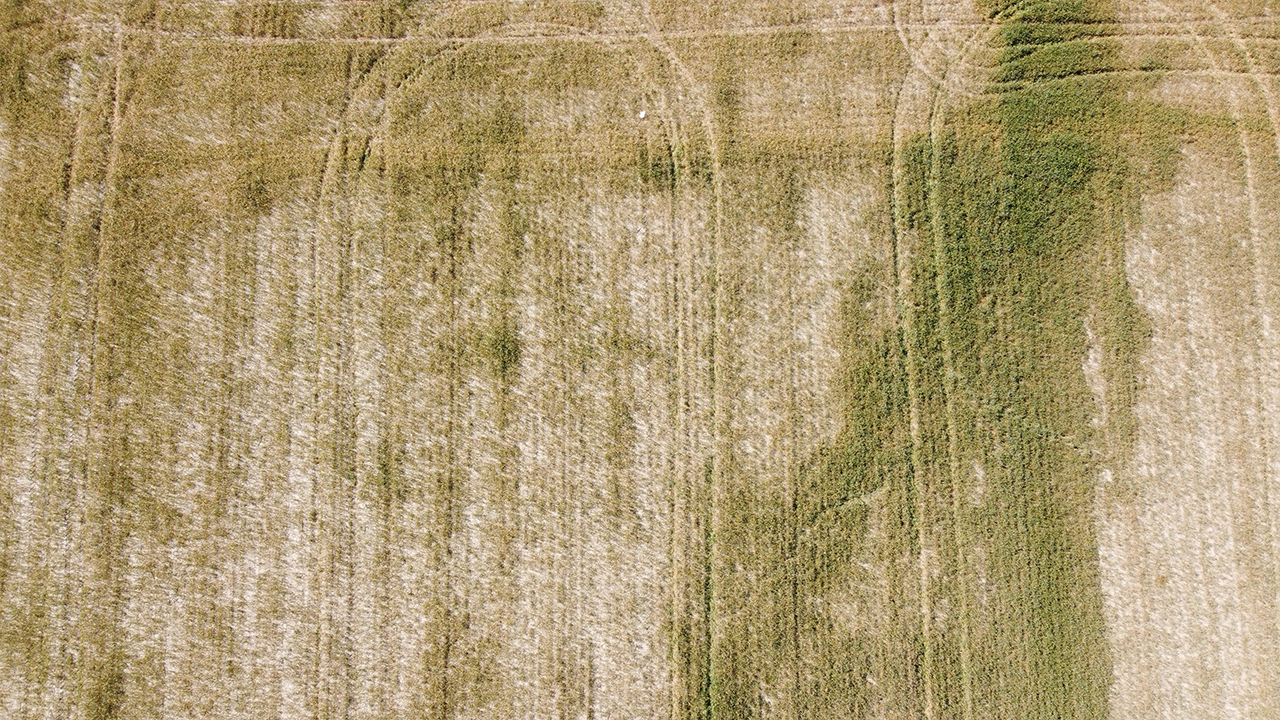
left=739, top=1, right=1191, bottom=719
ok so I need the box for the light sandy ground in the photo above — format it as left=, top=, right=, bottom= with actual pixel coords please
left=1099, top=101, right=1280, bottom=720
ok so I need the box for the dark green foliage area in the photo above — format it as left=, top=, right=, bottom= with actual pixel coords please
left=727, top=1, right=1190, bottom=718
left=230, top=0, right=303, bottom=39
left=884, top=10, right=1181, bottom=720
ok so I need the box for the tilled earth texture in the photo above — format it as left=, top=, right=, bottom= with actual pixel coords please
left=3, top=1, right=1280, bottom=719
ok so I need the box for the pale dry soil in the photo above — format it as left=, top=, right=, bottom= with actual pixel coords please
left=1, top=1, right=1280, bottom=720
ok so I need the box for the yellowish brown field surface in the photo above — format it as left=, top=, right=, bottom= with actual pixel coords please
left=2, top=1, right=1280, bottom=719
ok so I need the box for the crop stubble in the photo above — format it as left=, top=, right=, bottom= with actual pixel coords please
left=2, top=1, right=1280, bottom=719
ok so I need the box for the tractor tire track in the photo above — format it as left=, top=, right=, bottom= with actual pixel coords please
left=885, top=1, right=1000, bottom=714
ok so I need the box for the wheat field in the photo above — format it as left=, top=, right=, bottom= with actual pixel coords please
left=2, top=1, right=1280, bottom=719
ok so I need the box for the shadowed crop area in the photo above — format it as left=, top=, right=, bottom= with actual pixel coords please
left=3, top=1, right=1280, bottom=719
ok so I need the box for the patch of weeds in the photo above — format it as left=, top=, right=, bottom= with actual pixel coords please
left=342, top=0, right=414, bottom=38
left=885, top=1, right=1190, bottom=716
left=521, top=0, right=607, bottom=30
left=482, top=318, right=522, bottom=381
left=636, top=136, right=678, bottom=193
left=230, top=0, right=302, bottom=39
left=765, top=0, right=1194, bottom=716
left=232, top=163, right=273, bottom=216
